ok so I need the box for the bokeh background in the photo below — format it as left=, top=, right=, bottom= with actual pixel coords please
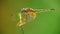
left=0, top=0, right=60, bottom=34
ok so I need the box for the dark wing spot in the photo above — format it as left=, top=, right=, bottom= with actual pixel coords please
left=50, top=8, right=55, bottom=11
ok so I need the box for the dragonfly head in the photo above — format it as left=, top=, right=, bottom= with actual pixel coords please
left=21, top=8, right=35, bottom=13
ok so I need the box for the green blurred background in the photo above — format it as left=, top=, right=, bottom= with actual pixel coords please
left=0, top=0, right=60, bottom=34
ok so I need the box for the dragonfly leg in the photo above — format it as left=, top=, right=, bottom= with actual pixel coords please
left=17, top=20, right=26, bottom=27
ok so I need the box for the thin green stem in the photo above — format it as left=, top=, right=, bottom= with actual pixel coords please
left=21, top=26, right=24, bottom=34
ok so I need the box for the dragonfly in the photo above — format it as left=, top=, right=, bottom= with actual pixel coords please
left=17, top=8, right=55, bottom=27
left=17, top=8, right=55, bottom=34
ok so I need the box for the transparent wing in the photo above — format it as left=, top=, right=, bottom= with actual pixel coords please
left=34, top=8, right=55, bottom=13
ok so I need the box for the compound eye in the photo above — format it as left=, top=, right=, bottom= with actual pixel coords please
left=21, top=8, right=28, bottom=13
